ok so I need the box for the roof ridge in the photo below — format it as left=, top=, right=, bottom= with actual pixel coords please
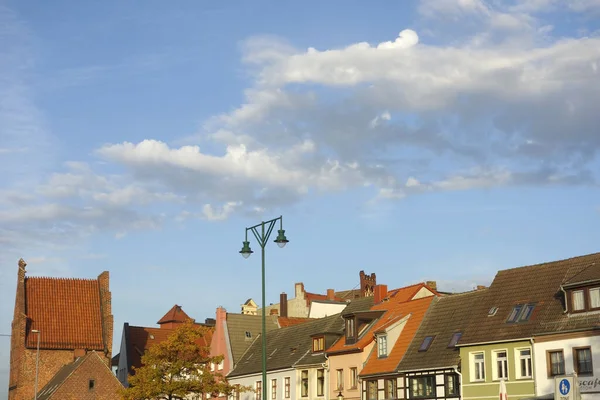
left=26, top=276, right=98, bottom=282
left=500, top=251, right=600, bottom=273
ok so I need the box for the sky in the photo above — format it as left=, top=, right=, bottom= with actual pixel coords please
left=1, top=0, right=600, bottom=395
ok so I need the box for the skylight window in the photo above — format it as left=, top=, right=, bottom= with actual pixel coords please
left=448, top=332, right=462, bottom=348
left=506, top=303, right=536, bottom=323
left=418, top=336, right=435, bottom=352
left=488, top=307, right=498, bottom=316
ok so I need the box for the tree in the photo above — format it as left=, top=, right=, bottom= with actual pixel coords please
left=122, top=321, right=238, bottom=400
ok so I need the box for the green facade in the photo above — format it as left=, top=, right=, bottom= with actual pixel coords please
left=459, top=341, right=536, bottom=400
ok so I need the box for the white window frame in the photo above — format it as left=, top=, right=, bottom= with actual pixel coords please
left=336, top=369, right=344, bottom=390
left=471, top=351, right=486, bottom=382
left=493, top=349, right=509, bottom=381
left=515, top=347, right=532, bottom=379
left=572, top=290, right=585, bottom=311
left=350, top=367, right=358, bottom=389
left=378, top=334, right=388, bottom=358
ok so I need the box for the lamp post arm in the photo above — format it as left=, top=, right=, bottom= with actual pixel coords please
left=247, top=217, right=280, bottom=248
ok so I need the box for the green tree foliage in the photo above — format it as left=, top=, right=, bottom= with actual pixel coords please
left=122, top=321, right=239, bottom=400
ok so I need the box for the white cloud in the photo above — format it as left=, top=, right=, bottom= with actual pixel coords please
left=202, top=202, right=242, bottom=221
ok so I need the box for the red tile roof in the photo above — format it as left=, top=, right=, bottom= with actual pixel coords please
left=360, top=296, right=435, bottom=376
left=278, top=317, right=312, bottom=328
left=157, top=304, right=193, bottom=324
left=25, top=277, right=104, bottom=350
left=305, top=291, right=343, bottom=305
left=326, top=283, right=436, bottom=355
left=127, top=325, right=213, bottom=373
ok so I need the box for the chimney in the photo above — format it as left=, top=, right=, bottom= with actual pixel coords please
left=98, top=271, right=113, bottom=361
left=477, top=285, right=487, bottom=291
left=327, top=289, right=335, bottom=300
left=270, top=309, right=279, bottom=316
left=204, top=318, right=216, bottom=326
left=280, top=293, right=288, bottom=318
left=295, top=283, right=305, bottom=297
left=216, top=307, right=227, bottom=324
left=426, top=281, right=437, bottom=291
left=374, top=284, right=388, bottom=304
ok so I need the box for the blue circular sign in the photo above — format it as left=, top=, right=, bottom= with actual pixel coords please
left=559, top=379, right=570, bottom=396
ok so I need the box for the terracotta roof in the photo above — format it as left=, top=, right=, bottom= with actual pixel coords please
left=397, top=289, right=488, bottom=372
left=326, top=283, right=435, bottom=355
left=126, top=324, right=213, bottom=374
left=278, top=317, right=312, bottom=328
left=360, top=296, right=435, bottom=376
left=25, top=276, right=104, bottom=350
left=305, top=291, right=343, bottom=304
left=460, top=252, right=600, bottom=345
left=157, top=304, right=193, bottom=324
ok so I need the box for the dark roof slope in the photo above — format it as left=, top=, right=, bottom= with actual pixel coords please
left=461, top=252, right=600, bottom=345
left=226, top=313, right=280, bottom=365
left=229, top=298, right=374, bottom=377
left=398, top=289, right=487, bottom=372
left=25, top=276, right=104, bottom=350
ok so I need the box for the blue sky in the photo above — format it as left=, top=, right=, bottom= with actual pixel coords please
left=1, top=0, right=600, bottom=395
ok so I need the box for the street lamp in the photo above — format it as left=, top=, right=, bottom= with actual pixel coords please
left=337, top=390, right=344, bottom=400
left=239, top=215, right=289, bottom=400
left=31, top=329, right=41, bottom=400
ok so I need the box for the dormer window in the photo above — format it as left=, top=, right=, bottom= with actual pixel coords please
left=567, top=285, right=600, bottom=313
left=378, top=335, right=388, bottom=358
left=345, top=318, right=356, bottom=344
left=313, top=336, right=324, bottom=352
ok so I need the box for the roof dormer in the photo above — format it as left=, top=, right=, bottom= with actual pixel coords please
left=561, top=263, right=600, bottom=314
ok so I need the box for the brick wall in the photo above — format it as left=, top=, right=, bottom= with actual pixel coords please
left=11, top=348, right=74, bottom=400
left=98, top=271, right=114, bottom=362
left=49, top=352, right=123, bottom=400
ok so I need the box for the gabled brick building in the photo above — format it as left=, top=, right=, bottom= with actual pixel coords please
left=8, top=258, right=114, bottom=400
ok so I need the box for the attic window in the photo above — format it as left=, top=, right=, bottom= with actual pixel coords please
left=506, top=303, right=536, bottom=323
left=88, top=379, right=95, bottom=391
left=448, top=332, right=462, bottom=348
left=419, top=336, right=435, bottom=352
left=313, top=336, right=325, bottom=352
left=345, top=318, right=356, bottom=344
left=488, top=307, right=498, bottom=316
left=245, top=331, right=252, bottom=339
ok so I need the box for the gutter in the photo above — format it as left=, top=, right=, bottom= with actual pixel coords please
left=534, top=326, right=600, bottom=337
left=456, top=337, right=532, bottom=347
left=396, top=365, right=458, bottom=374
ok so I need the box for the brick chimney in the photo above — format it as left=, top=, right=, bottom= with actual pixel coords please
left=374, top=284, right=388, bottom=304
left=9, top=259, right=28, bottom=393
left=98, top=271, right=113, bottom=362
left=327, top=289, right=335, bottom=300
left=216, top=307, right=227, bottom=324
left=477, top=285, right=487, bottom=290
left=280, top=293, right=288, bottom=318
left=426, top=281, right=437, bottom=291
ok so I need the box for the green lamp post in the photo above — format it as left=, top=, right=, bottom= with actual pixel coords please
left=239, top=216, right=289, bottom=400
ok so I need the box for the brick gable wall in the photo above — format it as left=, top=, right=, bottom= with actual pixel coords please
left=8, top=259, right=27, bottom=400
left=48, top=353, right=123, bottom=400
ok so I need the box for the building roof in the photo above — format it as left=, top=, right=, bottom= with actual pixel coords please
left=126, top=324, right=213, bottom=374
left=35, top=351, right=121, bottom=400
left=460, top=252, right=600, bottom=345
left=226, top=313, right=280, bottom=365
left=25, top=276, right=105, bottom=350
left=326, top=283, right=434, bottom=355
left=360, top=296, right=435, bottom=376
left=229, top=298, right=375, bottom=377
left=562, top=262, right=600, bottom=287
left=397, top=289, right=488, bottom=372
left=157, top=304, right=193, bottom=325
left=278, top=317, right=312, bottom=328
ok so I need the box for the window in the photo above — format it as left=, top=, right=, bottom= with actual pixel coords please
left=507, top=305, right=523, bottom=322
left=284, top=377, right=290, bottom=398
left=419, top=336, right=435, bottom=352
left=590, top=287, right=600, bottom=309
left=473, top=352, right=485, bottom=381
left=336, top=369, right=344, bottom=390
left=350, top=367, right=358, bottom=389
left=520, top=304, right=535, bottom=321
left=547, top=350, right=565, bottom=376
left=301, top=370, right=308, bottom=397
left=448, top=332, right=462, bottom=348
left=317, top=369, right=325, bottom=396
left=518, top=348, right=532, bottom=379
left=256, top=381, right=262, bottom=400
left=378, top=335, right=388, bottom=358
left=88, top=379, right=95, bottom=390
left=346, top=318, right=356, bottom=343
left=218, top=359, right=224, bottom=370
left=367, top=380, right=378, bottom=400
left=494, top=350, right=508, bottom=380
left=313, top=336, right=325, bottom=352
left=507, top=304, right=536, bottom=323
left=572, top=290, right=585, bottom=311
left=488, top=306, right=498, bottom=316
left=410, top=376, right=436, bottom=398
left=246, top=331, right=252, bottom=339
left=574, top=347, right=593, bottom=375
left=385, top=378, right=397, bottom=399
left=445, top=374, right=459, bottom=397
left=271, top=379, right=277, bottom=400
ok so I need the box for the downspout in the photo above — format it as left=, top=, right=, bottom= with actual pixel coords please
left=453, top=366, right=462, bottom=398
left=560, top=286, right=569, bottom=314
left=530, top=338, right=537, bottom=396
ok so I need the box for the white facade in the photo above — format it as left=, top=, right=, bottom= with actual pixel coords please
left=294, top=365, right=330, bottom=400
left=229, top=369, right=297, bottom=400
left=533, top=333, right=600, bottom=399
left=308, top=301, right=347, bottom=318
